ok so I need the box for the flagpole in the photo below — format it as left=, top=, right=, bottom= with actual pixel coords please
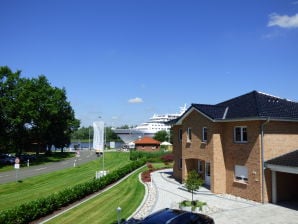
left=103, top=121, right=105, bottom=172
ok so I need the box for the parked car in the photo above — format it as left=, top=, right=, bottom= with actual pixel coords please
left=124, top=208, right=214, bottom=224
left=16, top=154, right=37, bottom=163
left=0, top=154, right=16, bottom=165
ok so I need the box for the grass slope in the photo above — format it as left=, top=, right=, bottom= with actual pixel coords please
left=0, top=152, right=130, bottom=210
left=46, top=167, right=146, bottom=224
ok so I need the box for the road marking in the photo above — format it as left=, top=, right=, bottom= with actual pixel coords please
left=35, top=167, right=47, bottom=171
left=0, top=174, right=11, bottom=178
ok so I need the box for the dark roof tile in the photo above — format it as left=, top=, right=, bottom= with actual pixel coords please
left=190, top=91, right=298, bottom=121
left=266, top=150, right=298, bottom=167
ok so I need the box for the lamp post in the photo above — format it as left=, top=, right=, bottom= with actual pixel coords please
left=117, top=206, right=122, bottom=224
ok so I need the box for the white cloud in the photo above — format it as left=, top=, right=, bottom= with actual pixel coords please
left=128, top=97, right=143, bottom=104
left=268, top=13, right=298, bottom=28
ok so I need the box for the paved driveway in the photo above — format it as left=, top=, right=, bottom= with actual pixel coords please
left=149, top=169, right=298, bottom=224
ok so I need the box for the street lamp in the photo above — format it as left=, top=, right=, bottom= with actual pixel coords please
left=117, top=206, right=122, bottom=224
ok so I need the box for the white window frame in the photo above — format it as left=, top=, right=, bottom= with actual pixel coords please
left=234, top=126, right=248, bottom=143
left=187, top=127, right=192, bottom=143
left=202, top=127, right=207, bottom=142
left=198, top=160, right=203, bottom=173
left=235, top=165, right=248, bottom=182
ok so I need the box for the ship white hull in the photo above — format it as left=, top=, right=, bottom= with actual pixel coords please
left=112, top=129, right=156, bottom=143
left=112, top=105, right=186, bottom=144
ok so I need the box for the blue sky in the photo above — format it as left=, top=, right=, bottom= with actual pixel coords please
left=1, top=0, right=298, bottom=127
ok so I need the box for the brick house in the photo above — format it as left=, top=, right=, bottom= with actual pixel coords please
left=134, top=137, right=160, bottom=151
left=172, top=91, right=298, bottom=203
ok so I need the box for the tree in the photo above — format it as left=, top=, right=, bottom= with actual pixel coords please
left=153, top=130, right=169, bottom=142
left=185, top=170, right=204, bottom=203
left=21, top=75, right=80, bottom=153
left=71, top=126, right=122, bottom=142
left=0, top=66, right=22, bottom=152
left=0, top=66, right=80, bottom=154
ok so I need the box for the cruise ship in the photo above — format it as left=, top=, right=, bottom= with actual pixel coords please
left=112, top=105, right=187, bottom=143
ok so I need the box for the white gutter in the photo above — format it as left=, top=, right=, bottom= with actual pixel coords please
left=266, top=164, right=298, bottom=174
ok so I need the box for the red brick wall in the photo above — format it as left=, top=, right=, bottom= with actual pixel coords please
left=173, top=125, right=182, bottom=182
left=180, top=110, right=213, bottom=182
left=221, top=121, right=263, bottom=202
left=172, top=109, right=298, bottom=203
left=135, top=145, right=160, bottom=152
left=264, top=121, right=298, bottom=160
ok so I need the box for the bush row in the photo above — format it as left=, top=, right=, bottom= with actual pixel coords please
left=0, top=159, right=146, bottom=224
left=130, top=150, right=173, bottom=163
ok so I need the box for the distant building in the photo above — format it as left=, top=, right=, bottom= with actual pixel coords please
left=134, top=137, right=161, bottom=152
left=172, top=91, right=298, bottom=203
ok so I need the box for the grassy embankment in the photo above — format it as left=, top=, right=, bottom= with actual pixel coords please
left=46, top=166, right=146, bottom=224
left=0, top=152, right=130, bottom=211
left=0, top=152, right=75, bottom=172
left=46, top=162, right=172, bottom=224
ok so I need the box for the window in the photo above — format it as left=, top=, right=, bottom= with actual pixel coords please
left=234, top=126, right=247, bottom=142
left=178, top=129, right=182, bottom=142
left=187, top=128, right=192, bottom=142
left=202, top=127, right=207, bottom=142
left=235, top=165, right=248, bottom=182
left=206, top=162, right=211, bottom=177
left=179, top=158, right=182, bottom=169
left=198, top=160, right=203, bottom=173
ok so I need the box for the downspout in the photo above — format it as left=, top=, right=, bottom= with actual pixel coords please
left=261, top=117, right=270, bottom=204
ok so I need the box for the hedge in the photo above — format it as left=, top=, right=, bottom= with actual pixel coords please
left=0, top=159, right=146, bottom=224
left=130, top=150, right=172, bottom=162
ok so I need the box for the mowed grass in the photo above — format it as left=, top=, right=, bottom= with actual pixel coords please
left=0, top=152, right=130, bottom=210
left=46, top=167, right=146, bottom=224
left=0, top=152, right=75, bottom=172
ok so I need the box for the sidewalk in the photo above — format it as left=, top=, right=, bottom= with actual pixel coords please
left=133, top=168, right=298, bottom=224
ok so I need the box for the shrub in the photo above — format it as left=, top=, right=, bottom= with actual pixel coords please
left=0, top=159, right=146, bottom=224
left=130, top=150, right=172, bottom=163
left=147, top=162, right=153, bottom=171
left=141, top=170, right=152, bottom=182
left=179, top=200, right=207, bottom=211
left=160, top=153, right=174, bottom=163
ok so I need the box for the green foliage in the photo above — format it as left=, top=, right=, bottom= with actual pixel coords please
left=0, top=66, right=80, bottom=154
left=71, top=126, right=122, bottom=142
left=47, top=167, right=145, bottom=224
left=130, top=150, right=172, bottom=163
left=185, top=170, right=204, bottom=202
left=153, top=130, right=169, bottom=142
left=179, top=200, right=207, bottom=211
left=0, top=159, right=146, bottom=224
left=0, top=152, right=130, bottom=210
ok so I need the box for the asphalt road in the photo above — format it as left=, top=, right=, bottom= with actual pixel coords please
left=0, top=150, right=99, bottom=184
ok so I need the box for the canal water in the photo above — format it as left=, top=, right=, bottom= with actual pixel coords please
left=69, top=141, right=123, bottom=150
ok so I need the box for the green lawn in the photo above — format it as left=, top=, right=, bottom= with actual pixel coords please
left=0, top=152, right=75, bottom=172
left=0, top=152, right=130, bottom=210
left=46, top=167, right=146, bottom=224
